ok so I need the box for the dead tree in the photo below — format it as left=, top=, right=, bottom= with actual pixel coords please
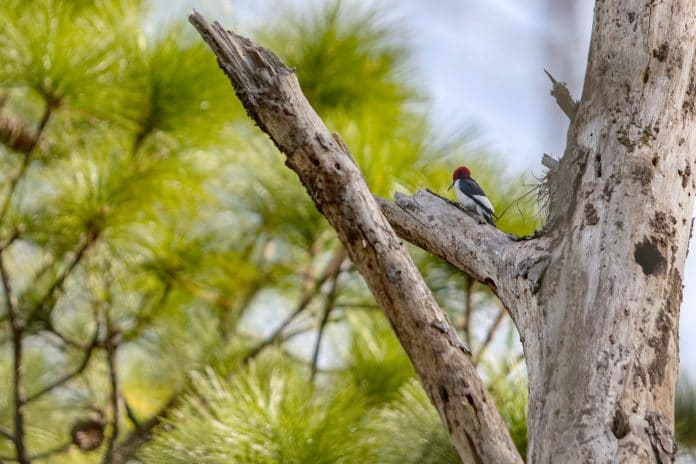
left=189, top=0, right=696, bottom=460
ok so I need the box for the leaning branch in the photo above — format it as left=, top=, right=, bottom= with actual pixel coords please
left=377, top=190, right=550, bottom=333
left=189, top=12, right=522, bottom=463
left=0, top=426, right=14, bottom=441
left=101, top=318, right=121, bottom=464
left=377, top=191, right=515, bottom=287
left=310, top=266, right=341, bottom=381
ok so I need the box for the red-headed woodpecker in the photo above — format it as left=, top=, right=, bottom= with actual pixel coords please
left=448, top=166, right=496, bottom=226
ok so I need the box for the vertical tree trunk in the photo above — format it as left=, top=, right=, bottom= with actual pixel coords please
left=189, top=0, right=696, bottom=461
left=528, top=1, right=696, bottom=461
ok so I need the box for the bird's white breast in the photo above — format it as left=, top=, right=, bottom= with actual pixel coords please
left=455, top=188, right=478, bottom=211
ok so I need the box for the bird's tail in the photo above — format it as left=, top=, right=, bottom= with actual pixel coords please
left=477, top=206, right=497, bottom=228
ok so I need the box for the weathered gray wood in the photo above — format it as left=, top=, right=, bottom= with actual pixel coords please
left=531, top=1, right=696, bottom=461
left=188, top=11, right=522, bottom=464
left=377, top=191, right=550, bottom=341
left=190, top=0, right=696, bottom=460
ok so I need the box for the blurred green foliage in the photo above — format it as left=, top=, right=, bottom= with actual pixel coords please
left=677, top=375, right=696, bottom=454
left=0, top=1, right=538, bottom=463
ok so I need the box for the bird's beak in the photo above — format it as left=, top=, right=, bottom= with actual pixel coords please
left=447, top=181, right=454, bottom=191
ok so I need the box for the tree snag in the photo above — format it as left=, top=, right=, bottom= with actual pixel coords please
left=190, top=0, right=696, bottom=460
left=188, top=11, right=522, bottom=464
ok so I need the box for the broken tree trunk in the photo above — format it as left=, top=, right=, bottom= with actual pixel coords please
left=188, top=12, right=521, bottom=464
left=190, top=0, right=696, bottom=460
left=528, top=1, right=696, bottom=461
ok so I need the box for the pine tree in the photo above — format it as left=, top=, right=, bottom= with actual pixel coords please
left=0, top=1, right=537, bottom=463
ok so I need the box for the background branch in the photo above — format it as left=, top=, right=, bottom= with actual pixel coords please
left=0, top=426, right=14, bottom=441
left=0, top=102, right=54, bottom=226
left=242, top=247, right=347, bottom=364
left=0, top=252, right=28, bottom=464
left=110, top=395, right=178, bottom=464
left=0, top=441, right=72, bottom=462
left=474, top=302, right=507, bottom=364
left=102, top=315, right=121, bottom=464
left=26, top=230, right=99, bottom=325
left=310, top=267, right=341, bottom=381
left=25, top=327, right=100, bottom=403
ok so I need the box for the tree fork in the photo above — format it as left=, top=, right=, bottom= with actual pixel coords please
left=189, top=0, right=696, bottom=460
left=189, top=11, right=522, bottom=463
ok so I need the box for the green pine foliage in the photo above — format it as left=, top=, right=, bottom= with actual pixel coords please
left=0, top=1, right=543, bottom=463
left=144, top=321, right=461, bottom=464
left=677, top=375, right=696, bottom=453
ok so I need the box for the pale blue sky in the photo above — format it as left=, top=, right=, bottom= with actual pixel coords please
left=157, top=0, right=696, bottom=375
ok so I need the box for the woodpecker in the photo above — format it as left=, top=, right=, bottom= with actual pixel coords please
left=448, top=166, right=496, bottom=226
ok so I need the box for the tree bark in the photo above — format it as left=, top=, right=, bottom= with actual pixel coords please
left=189, top=0, right=696, bottom=460
left=188, top=12, right=521, bottom=464
left=529, top=2, right=696, bottom=461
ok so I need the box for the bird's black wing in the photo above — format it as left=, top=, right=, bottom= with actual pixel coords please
left=459, top=178, right=495, bottom=216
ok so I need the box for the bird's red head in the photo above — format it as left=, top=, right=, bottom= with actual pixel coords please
left=452, top=166, right=471, bottom=181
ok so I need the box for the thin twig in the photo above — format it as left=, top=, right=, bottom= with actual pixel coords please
left=474, top=302, right=507, bottom=364
left=278, top=315, right=342, bottom=341
left=25, top=327, right=100, bottom=403
left=220, top=280, right=261, bottom=339
left=463, top=277, right=474, bottom=348
left=0, top=253, right=17, bottom=325
left=0, top=102, right=53, bottom=226
left=242, top=247, right=347, bottom=364
left=102, top=316, right=121, bottom=464
left=27, top=255, right=55, bottom=290
left=0, top=252, right=28, bottom=464
left=333, top=302, right=379, bottom=311
left=39, top=326, right=88, bottom=350
left=310, top=268, right=342, bottom=381
left=0, top=227, right=23, bottom=253
left=26, top=231, right=99, bottom=325
left=121, top=283, right=171, bottom=342
left=281, top=344, right=340, bottom=373
left=122, top=395, right=140, bottom=430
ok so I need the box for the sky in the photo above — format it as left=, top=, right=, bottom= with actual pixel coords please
left=155, top=0, right=696, bottom=375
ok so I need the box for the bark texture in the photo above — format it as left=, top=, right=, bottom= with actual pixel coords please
left=190, top=0, right=696, bottom=461
left=530, top=2, right=696, bottom=461
left=188, top=12, right=521, bottom=464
